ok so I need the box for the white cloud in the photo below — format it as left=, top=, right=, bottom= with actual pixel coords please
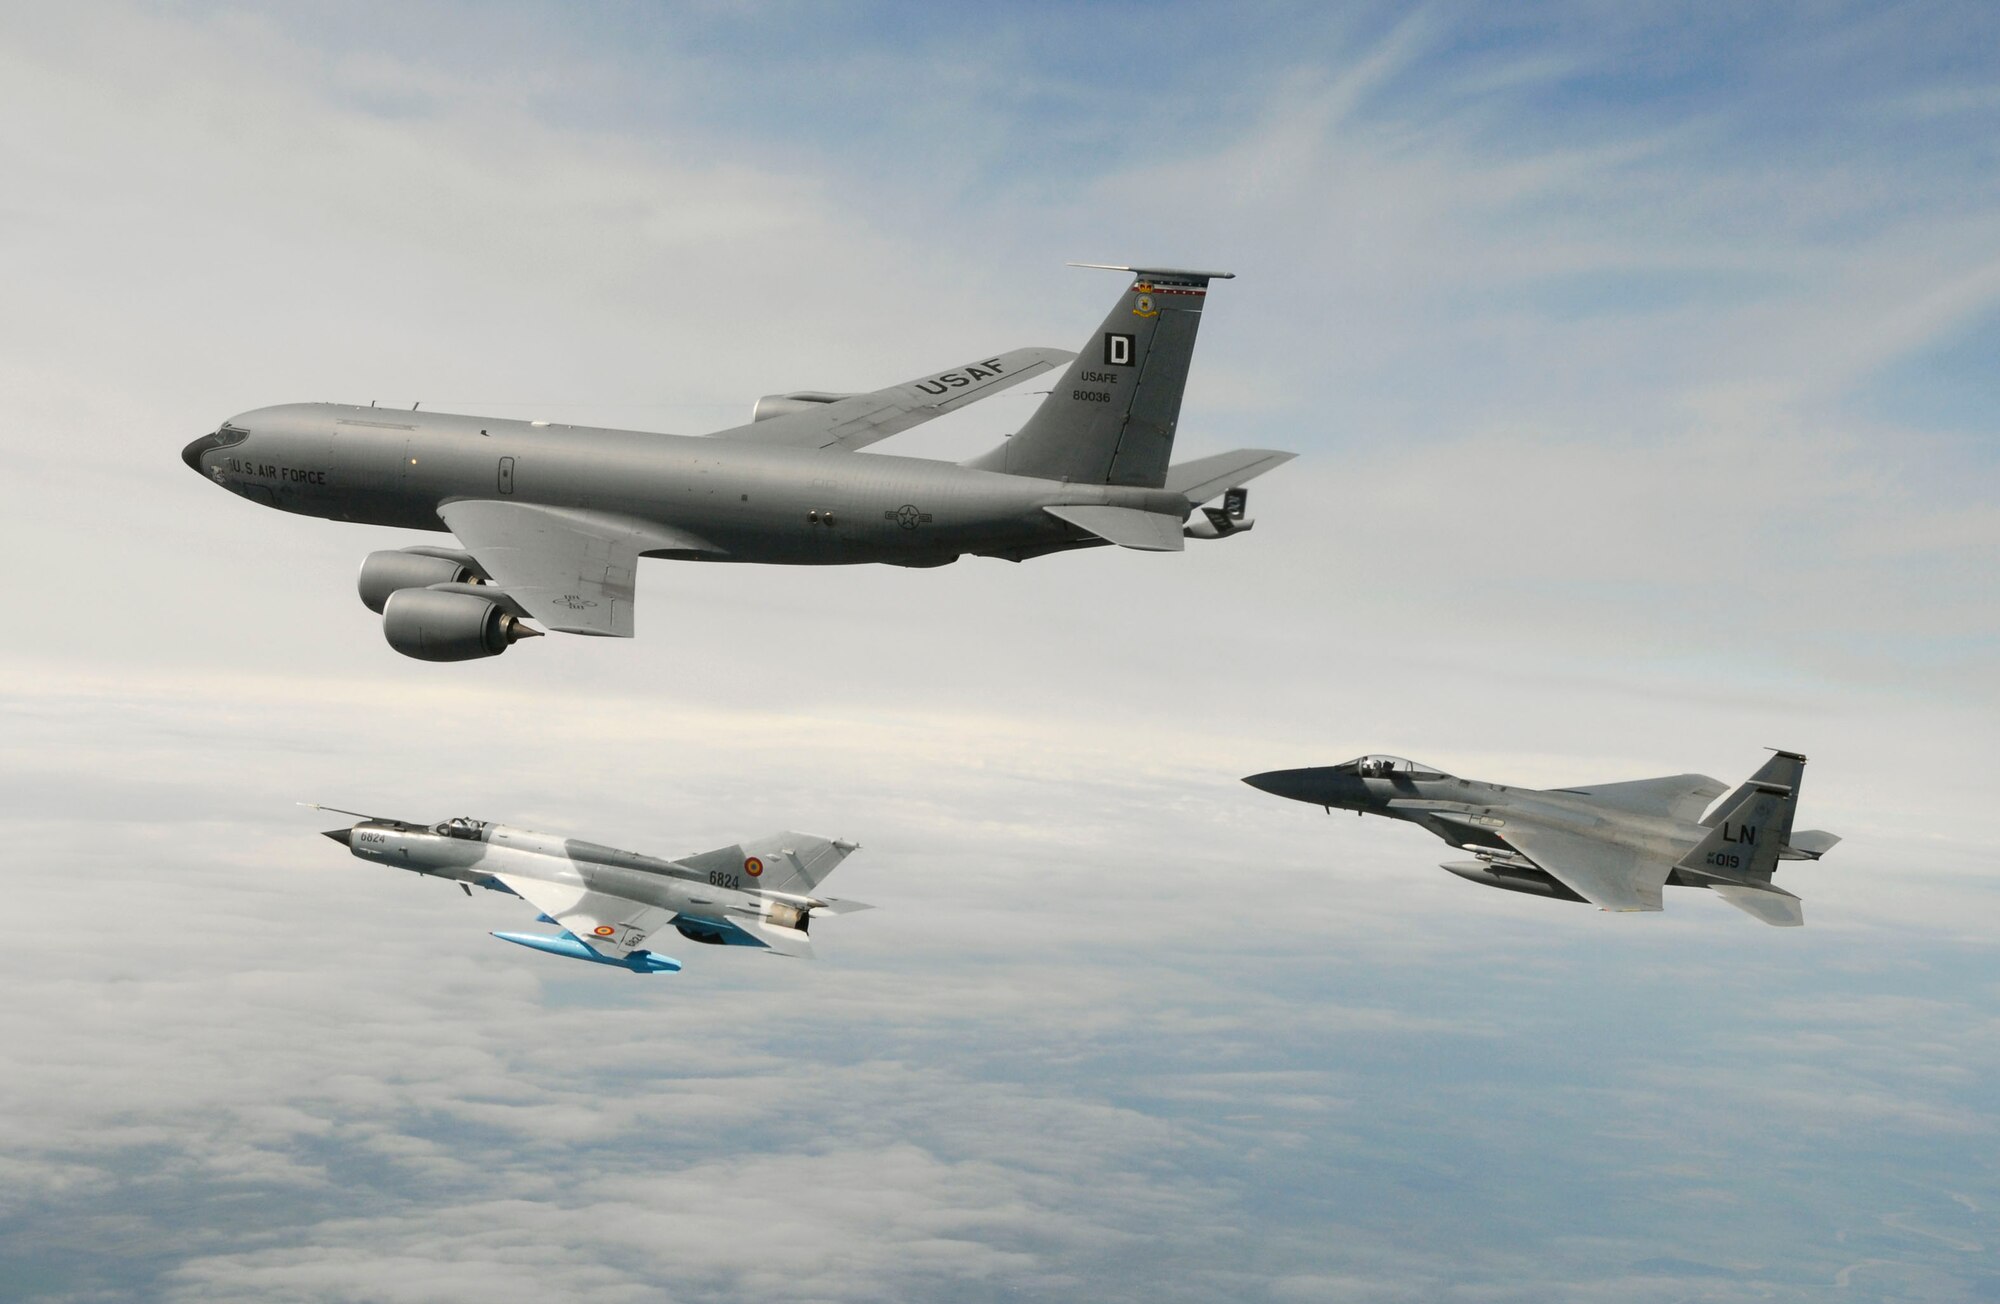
left=4, top=4, right=1999, bottom=1300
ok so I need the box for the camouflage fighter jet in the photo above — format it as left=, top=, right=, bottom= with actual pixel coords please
left=314, top=807, right=867, bottom=973
left=1243, top=751, right=1839, bottom=926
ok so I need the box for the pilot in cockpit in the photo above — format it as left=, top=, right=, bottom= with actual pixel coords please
left=1341, top=755, right=1447, bottom=781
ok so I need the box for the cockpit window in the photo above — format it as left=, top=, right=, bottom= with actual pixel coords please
left=435, top=817, right=488, bottom=840
left=216, top=423, right=250, bottom=447
left=1335, top=754, right=1448, bottom=780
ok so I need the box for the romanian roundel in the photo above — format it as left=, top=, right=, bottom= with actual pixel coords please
left=592, top=925, right=616, bottom=937
left=744, top=856, right=763, bottom=877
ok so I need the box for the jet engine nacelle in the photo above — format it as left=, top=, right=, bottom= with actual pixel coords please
left=751, top=391, right=858, bottom=423
left=359, top=549, right=483, bottom=614
left=381, top=588, right=536, bottom=662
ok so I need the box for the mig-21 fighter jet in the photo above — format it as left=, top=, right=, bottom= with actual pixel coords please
left=185, top=265, right=1293, bottom=661
left=1243, top=750, right=1840, bottom=926
left=313, top=806, right=868, bottom=973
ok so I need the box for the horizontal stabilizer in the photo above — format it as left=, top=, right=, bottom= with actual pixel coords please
left=1784, top=829, right=1841, bottom=860
left=813, top=898, right=874, bottom=914
left=1043, top=504, right=1186, bottom=552
left=1710, top=882, right=1805, bottom=927
left=1163, top=449, right=1297, bottom=505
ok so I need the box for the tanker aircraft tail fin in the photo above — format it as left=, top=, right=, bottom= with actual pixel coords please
left=964, top=264, right=1231, bottom=488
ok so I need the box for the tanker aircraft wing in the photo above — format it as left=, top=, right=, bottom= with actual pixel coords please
left=435, top=500, right=719, bottom=638
left=706, top=346, right=1072, bottom=452
left=1496, top=825, right=1668, bottom=913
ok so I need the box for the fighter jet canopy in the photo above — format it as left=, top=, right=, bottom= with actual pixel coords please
left=1334, top=755, right=1450, bottom=780
left=433, top=817, right=488, bottom=840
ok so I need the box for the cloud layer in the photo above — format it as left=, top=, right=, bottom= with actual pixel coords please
left=3, top=3, right=1998, bottom=1300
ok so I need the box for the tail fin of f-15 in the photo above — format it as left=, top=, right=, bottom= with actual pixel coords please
left=1677, top=782, right=1807, bottom=925
left=1703, top=749, right=1841, bottom=864
left=1704, top=750, right=1805, bottom=837
left=1679, top=782, right=1792, bottom=885
left=1680, top=767, right=1828, bottom=926
left=964, top=264, right=1230, bottom=488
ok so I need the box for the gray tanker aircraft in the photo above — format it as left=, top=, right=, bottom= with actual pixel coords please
left=184, top=265, right=1292, bottom=660
left=1243, top=750, right=1839, bottom=926
left=314, top=805, right=867, bottom=973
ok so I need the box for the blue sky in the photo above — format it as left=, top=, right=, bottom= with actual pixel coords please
left=2, top=3, right=1998, bottom=1300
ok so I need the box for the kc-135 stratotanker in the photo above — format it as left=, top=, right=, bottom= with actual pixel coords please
left=184, top=265, right=1293, bottom=661
left=1244, top=750, right=1840, bottom=926
left=313, top=806, right=867, bottom=973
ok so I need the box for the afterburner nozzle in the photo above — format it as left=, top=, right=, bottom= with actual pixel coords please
left=490, top=930, right=681, bottom=974
left=322, top=828, right=353, bottom=846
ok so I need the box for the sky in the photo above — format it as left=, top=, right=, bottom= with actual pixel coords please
left=3, top=2, right=1999, bottom=1300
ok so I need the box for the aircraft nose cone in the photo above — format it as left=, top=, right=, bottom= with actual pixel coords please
left=182, top=431, right=224, bottom=473
left=1242, top=768, right=1320, bottom=803
left=321, top=828, right=353, bottom=846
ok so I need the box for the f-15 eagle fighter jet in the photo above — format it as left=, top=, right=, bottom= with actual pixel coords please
left=314, top=807, right=868, bottom=973
left=1244, top=750, right=1839, bottom=926
left=185, top=265, right=1293, bottom=661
